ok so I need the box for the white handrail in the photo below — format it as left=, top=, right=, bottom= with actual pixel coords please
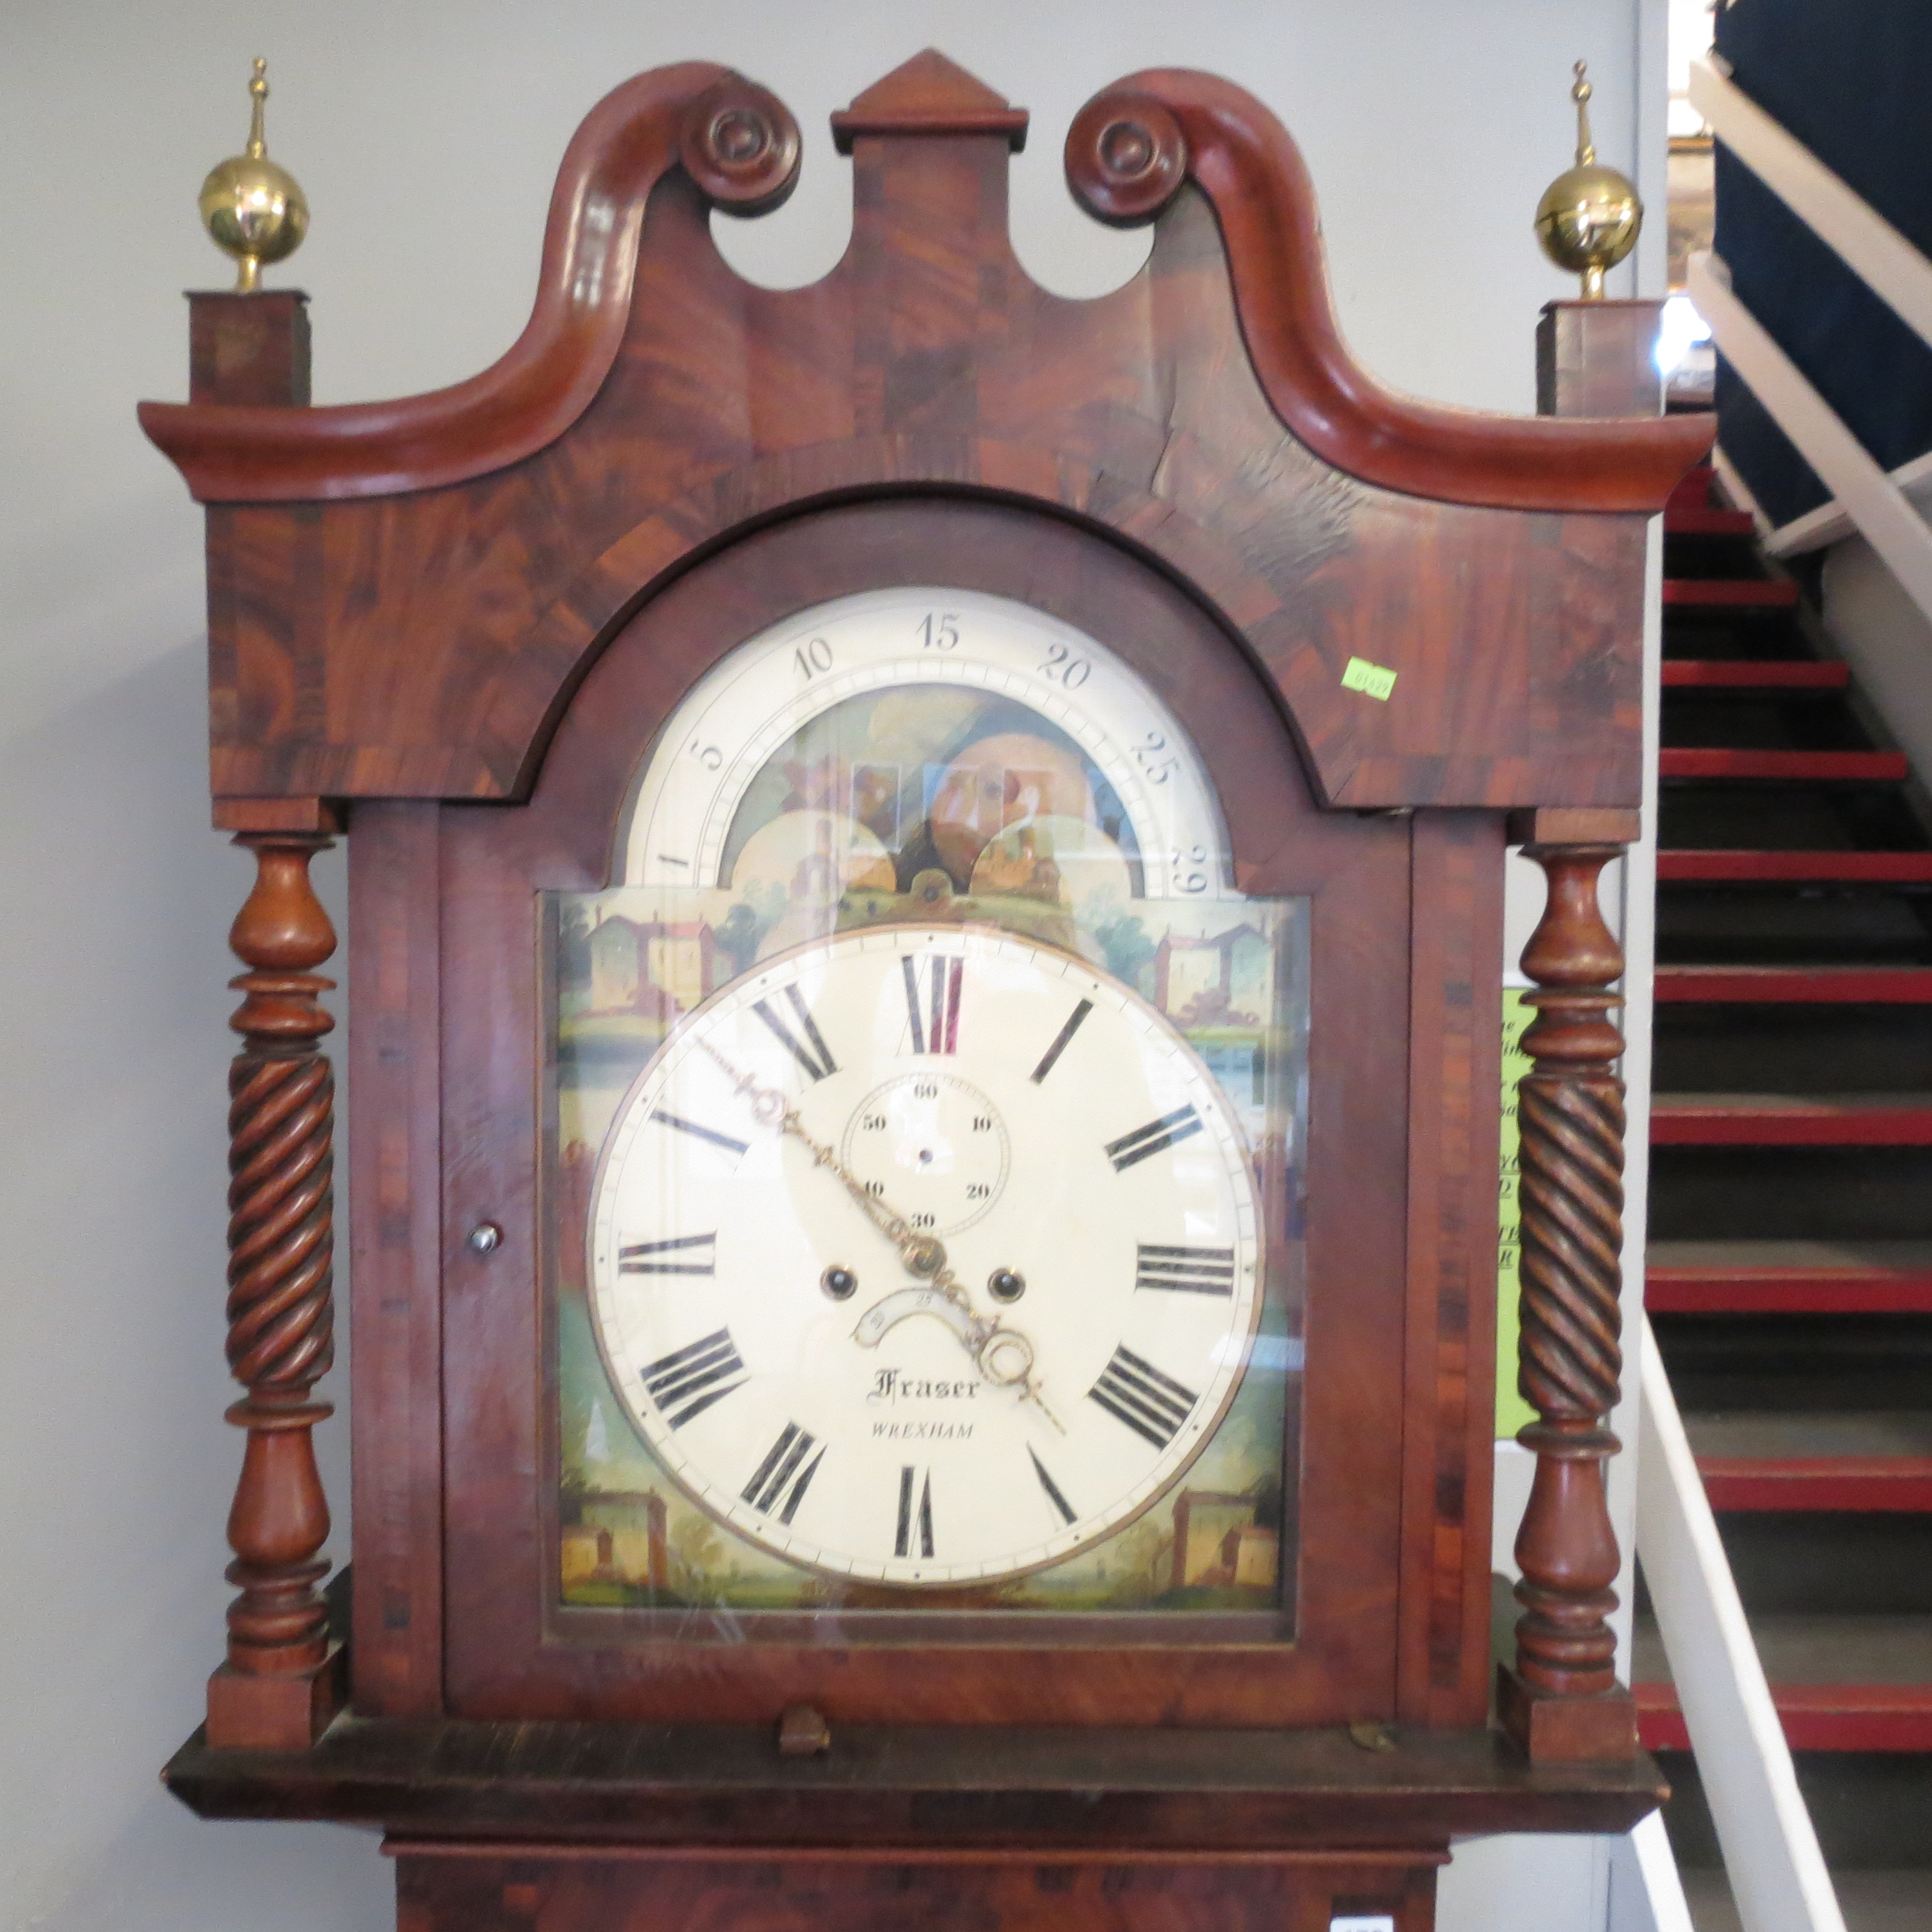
left=1635, top=1315, right=1846, bottom=1932
left=1688, top=56, right=1932, bottom=353
left=1689, top=250, right=1932, bottom=630
left=1684, top=54, right=1932, bottom=572
left=1629, top=1811, right=1696, bottom=1932
left=1758, top=446, right=1932, bottom=559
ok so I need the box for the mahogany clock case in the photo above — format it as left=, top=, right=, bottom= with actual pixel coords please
left=143, top=57, right=1707, bottom=1857
left=349, top=496, right=1497, bottom=1731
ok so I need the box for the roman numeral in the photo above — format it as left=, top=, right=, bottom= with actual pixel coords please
left=619, top=1232, right=717, bottom=1277
left=1105, top=1105, right=1203, bottom=1173
left=650, top=1108, right=750, bottom=1158
left=1087, top=1344, right=1199, bottom=1451
left=901, top=953, right=962, bottom=1056
left=1028, top=1445, right=1076, bottom=1526
left=1029, top=998, right=1093, bottom=1084
left=894, top=1465, right=936, bottom=1558
left=752, top=984, right=837, bottom=1083
left=640, top=1327, right=747, bottom=1428
left=740, top=1422, right=825, bottom=1525
left=1135, top=1243, right=1235, bottom=1295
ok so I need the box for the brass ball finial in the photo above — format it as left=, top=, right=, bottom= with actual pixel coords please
left=1534, top=59, right=1642, bottom=300
left=198, top=57, right=309, bottom=293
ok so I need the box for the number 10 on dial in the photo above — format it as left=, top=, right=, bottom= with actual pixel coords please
left=587, top=924, right=1265, bottom=1587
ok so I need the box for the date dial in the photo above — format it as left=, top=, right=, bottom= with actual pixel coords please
left=621, top=586, right=1231, bottom=903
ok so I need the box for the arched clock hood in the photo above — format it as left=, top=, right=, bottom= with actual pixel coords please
left=140, top=48, right=1708, bottom=814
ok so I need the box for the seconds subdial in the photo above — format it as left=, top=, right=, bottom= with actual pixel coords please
left=841, top=1073, right=1010, bottom=1238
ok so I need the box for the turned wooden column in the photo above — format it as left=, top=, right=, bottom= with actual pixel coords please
left=1497, top=825, right=1639, bottom=1761
left=205, top=830, right=347, bottom=1748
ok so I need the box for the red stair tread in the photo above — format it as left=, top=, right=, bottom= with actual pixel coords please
left=1683, top=1412, right=1932, bottom=1510
left=1657, top=850, right=1932, bottom=883
left=1666, top=506, right=1757, bottom=535
left=1633, top=1612, right=1932, bottom=1750
left=1660, top=748, right=1907, bottom=781
left=1696, top=1459, right=1932, bottom=1511
left=1660, top=660, right=1847, bottom=688
left=1648, top=1240, right=1932, bottom=1313
left=1636, top=1683, right=1932, bottom=1752
left=1656, top=965, right=1932, bottom=1003
left=1664, top=578, right=1800, bottom=608
left=1651, top=1093, right=1932, bottom=1145
left=1666, top=464, right=1716, bottom=514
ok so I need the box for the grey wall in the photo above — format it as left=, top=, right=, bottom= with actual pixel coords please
left=1, top=4, right=1656, bottom=1927
left=1823, top=493, right=1932, bottom=788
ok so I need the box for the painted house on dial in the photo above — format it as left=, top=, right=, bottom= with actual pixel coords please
left=588, top=916, right=718, bottom=1018
left=1153, top=925, right=1272, bottom=1027
left=562, top=1492, right=670, bottom=1594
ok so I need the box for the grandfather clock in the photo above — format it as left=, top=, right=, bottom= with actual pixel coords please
left=144, top=50, right=1710, bottom=1932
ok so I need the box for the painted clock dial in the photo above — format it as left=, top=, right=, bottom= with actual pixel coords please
left=620, top=586, right=1230, bottom=901
left=586, top=923, right=1263, bottom=1587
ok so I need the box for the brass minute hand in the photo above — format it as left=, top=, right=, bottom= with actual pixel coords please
left=695, top=1037, right=1063, bottom=1430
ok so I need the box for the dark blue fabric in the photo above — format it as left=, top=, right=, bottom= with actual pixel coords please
left=1712, top=0, right=1932, bottom=524
left=1716, top=0, right=1932, bottom=251
left=1714, top=344, right=1829, bottom=529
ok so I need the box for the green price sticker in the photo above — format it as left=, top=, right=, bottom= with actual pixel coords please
left=1341, top=655, right=1397, bottom=701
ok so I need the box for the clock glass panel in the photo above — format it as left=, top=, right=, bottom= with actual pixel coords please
left=544, top=590, right=1308, bottom=1622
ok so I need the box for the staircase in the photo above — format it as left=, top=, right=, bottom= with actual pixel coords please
left=1633, top=464, right=1932, bottom=1919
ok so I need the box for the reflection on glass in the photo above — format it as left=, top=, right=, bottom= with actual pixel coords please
left=547, top=667, right=1307, bottom=1622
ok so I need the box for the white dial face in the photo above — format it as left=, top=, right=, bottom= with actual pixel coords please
left=586, top=923, right=1264, bottom=1587
left=619, top=588, right=1230, bottom=901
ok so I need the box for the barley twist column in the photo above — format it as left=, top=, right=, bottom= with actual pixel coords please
left=1497, top=841, right=1639, bottom=1762
left=205, top=831, right=347, bottom=1748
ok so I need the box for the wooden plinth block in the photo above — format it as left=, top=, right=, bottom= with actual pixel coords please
left=207, top=1643, right=347, bottom=1752
left=389, top=1846, right=1443, bottom=1932
left=1496, top=1667, right=1639, bottom=1765
left=212, top=796, right=342, bottom=836
left=1536, top=300, right=1665, bottom=421
left=188, top=289, right=311, bottom=407
left=1506, top=807, right=1641, bottom=848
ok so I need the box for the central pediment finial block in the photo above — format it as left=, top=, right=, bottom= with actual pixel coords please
left=831, top=48, right=1028, bottom=153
